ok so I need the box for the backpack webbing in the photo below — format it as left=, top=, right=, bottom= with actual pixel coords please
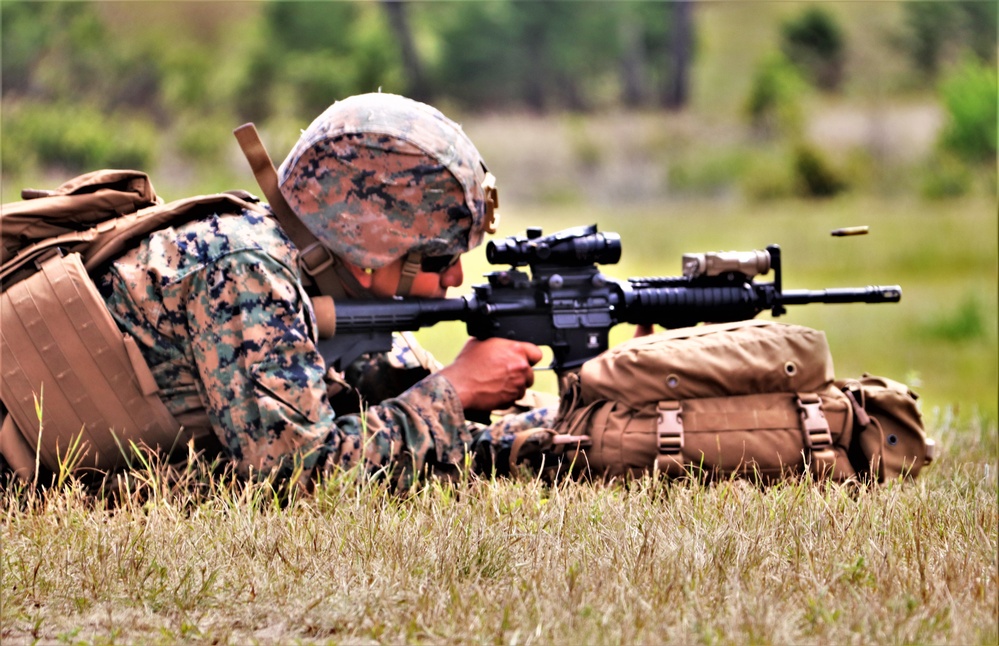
left=1, top=253, right=183, bottom=474
left=1, top=175, right=268, bottom=479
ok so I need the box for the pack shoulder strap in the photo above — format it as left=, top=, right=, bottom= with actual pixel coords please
left=233, top=123, right=369, bottom=300
left=2, top=169, right=160, bottom=265
left=0, top=191, right=265, bottom=286
left=83, top=191, right=264, bottom=270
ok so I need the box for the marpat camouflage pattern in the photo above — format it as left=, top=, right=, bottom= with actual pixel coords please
left=97, top=209, right=472, bottom=484
left=277, top=93, right=492, bottom=269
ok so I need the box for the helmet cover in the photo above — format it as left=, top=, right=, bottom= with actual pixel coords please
left=277, top=93, right=492, bottom=269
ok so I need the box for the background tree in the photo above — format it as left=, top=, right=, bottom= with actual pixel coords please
left=779, top=6, right=845, bottom=92
left=662, top=0, right=693, bottom=109
left=234, top=2, right=405, bottom=122
left=425, top=2, right=621, bottom=112
left=938, top=58, right=998, bottom=164
left=381, top=1, right=431, bottom=103
left=901, top=1, right=998, bottom=81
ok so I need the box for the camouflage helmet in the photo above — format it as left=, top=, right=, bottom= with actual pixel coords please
left=277, top=93, right=498, bottom=270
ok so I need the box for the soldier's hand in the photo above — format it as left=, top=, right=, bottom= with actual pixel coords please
left=439, top=338, right=543, bottom=412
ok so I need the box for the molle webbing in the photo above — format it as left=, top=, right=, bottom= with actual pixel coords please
left=551, top=321, right=857, bottom=482
left=652, top=393, right=839, bottom=479
left=0, top=253, right=183, bottom=476
left=0, top=171, right=287, bottom=481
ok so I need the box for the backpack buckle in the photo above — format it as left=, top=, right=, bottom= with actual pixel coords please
left=656, top=401, right=684, bottom=454
left=32, top=247, right=64, bottom=271
left=797, top=394, right=832, bottom=449
left=299, top=241, right=335, bottom=277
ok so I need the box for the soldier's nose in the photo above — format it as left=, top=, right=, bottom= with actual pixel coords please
left=440, top=259, right=464, bottom=289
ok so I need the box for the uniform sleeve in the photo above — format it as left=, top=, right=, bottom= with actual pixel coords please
left=181, top=249, right=470, bottom=481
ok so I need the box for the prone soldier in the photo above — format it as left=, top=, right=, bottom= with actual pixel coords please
left=95, top=92, right=555, bottom=487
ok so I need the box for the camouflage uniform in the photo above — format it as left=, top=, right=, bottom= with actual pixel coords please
left=97, top=210, right=556, bottom=483
left=97, top=209, right=475, bottom=484
left=97, top=93, right=555, bottom=485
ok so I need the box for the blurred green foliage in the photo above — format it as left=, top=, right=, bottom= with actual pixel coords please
left=920, top=153, right=975, bottom=200
left=920, top=294, right=988, bottom=344
left=2, top=101, right=156, bottom=173
left=0, top=0, right=994, bottom=199
left=740, top=147, right=798, bottom=202
left=779, top=6, right=845, bottom=92
left=2, top=3, right=162, bottom=112
left=938, top=58, right=998, bottom=164
left=0, top=1, right=692, bottom=115
left=236, top=3, right=404, bottom=122
left=792, top=144, right=846, bottom=198
left=744, top=53, right=809, bottom=139
left=902, top=1, right=998, bottom=80
left=421, top=2, right=673, bottom=111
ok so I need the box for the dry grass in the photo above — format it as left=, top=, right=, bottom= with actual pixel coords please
left=2, top=413, right=996, bottom=645
left=3, top=3, right=994, bottom=641
left=3, top=192, right=992, bottom=644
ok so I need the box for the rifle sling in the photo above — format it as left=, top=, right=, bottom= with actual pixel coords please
left=233, top=123, right=369, bottom=301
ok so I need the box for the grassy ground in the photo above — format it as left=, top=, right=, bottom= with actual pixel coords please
left=3, top=2, right=995, bottom=642
left=1, top=422, right=995, bottom=645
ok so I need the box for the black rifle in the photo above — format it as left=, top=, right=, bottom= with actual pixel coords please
left=317, top=225, right=901, bottom=373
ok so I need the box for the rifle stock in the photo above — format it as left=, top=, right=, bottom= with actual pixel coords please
left=316, top=225, right=901, bottom=373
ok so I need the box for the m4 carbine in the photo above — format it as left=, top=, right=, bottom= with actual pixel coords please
left=316, top=225, right=901, bottom=373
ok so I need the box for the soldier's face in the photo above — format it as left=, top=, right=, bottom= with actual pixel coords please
left=367, top=255, right=465, bottom=298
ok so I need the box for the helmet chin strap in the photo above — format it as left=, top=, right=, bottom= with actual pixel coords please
left=395, top=251, right=422, bottom=297
left=308, top=250, right=420, bottom=300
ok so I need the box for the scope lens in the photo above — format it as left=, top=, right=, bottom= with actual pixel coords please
left=485, top=240, right=512, bottom=264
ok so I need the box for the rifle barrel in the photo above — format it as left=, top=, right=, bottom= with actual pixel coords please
left=781, top=285, right=902, bottom=305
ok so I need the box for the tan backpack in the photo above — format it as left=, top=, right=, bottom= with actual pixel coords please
left=532, top=320, right=935, bottom=483
left=0, top=170, right=264, bottom=481
left=0, top=129, right=365, bottom=482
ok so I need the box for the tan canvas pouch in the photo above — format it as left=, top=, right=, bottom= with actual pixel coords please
left=556, top=387, right=854, bottom=481
left=0, top=252, right=186, bottom=479
left=838, top=374, right=935, bottom=481
left=552, top=320, right=856, bottom=481
left=578, top=320, right=835, bottom=406
left=653, top=389, right=854, bottom=480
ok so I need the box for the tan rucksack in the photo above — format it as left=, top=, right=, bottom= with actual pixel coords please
left=835, top=373, right=934, bottom=482
left=531, top=320, right=935, bottom=483
left=0, top=170, right=264, bottom=481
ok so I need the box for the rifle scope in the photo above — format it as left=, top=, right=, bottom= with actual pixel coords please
left=487, top=224, right=621, bottom=267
